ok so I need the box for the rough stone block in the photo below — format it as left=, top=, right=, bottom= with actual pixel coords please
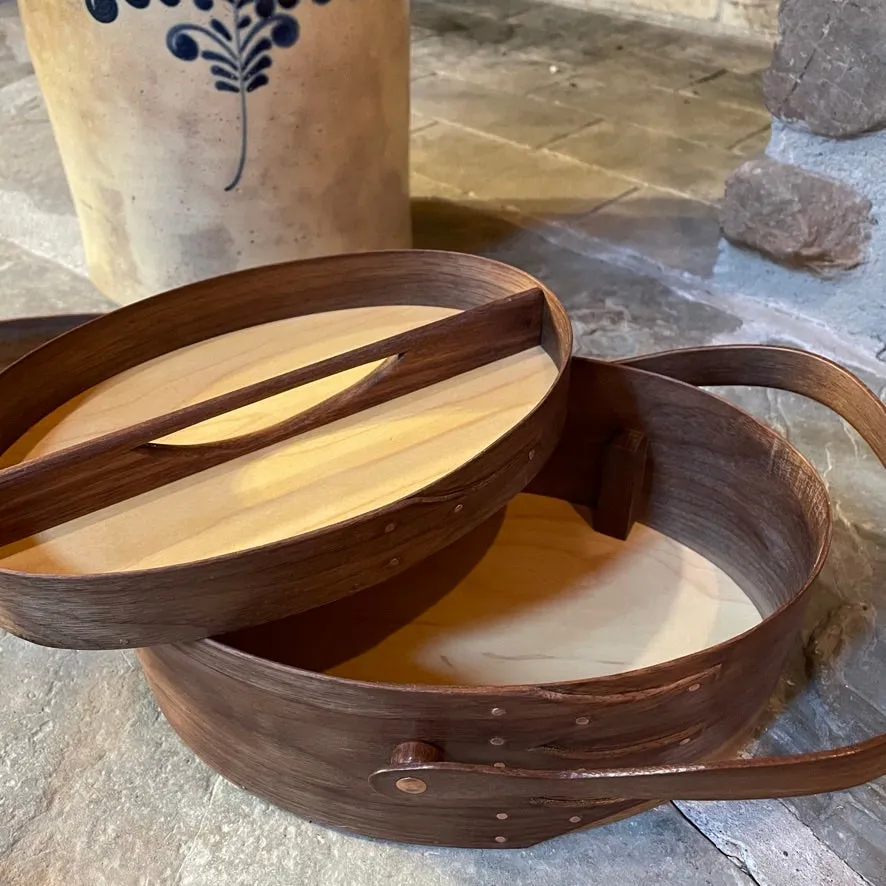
left=764, top=0, right=886, bottom=137
left=720, top=157, right=873, bottom=271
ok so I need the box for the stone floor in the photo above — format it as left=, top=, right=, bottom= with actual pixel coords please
left=410, top=0, right=773, bottom=279
left=2, top=1, right=886, bottom=885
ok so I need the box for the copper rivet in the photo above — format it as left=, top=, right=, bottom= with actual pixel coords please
left=454, top=504, right=464, bottom=514
left=384, top=523, right=396, bottom=534
left=494, top=762, right=506, bottom=769
left=395, top=777, right=427, bottom=795
left=491, top=707, right=506, bottom=717
left=495, top=836, right=508, bottom=844
left=496, top=812, right=509, bottom=820
left=575, top=716, right=590, bottom=726
left=569, top=816, right=582, bottom=824
left=688, top=683, right=701, bottom=693
left=389, top=558, right=400, bottom=567
left=680, top=737, right=692, bottom=745
left=490, top=737, right=506, bottom=746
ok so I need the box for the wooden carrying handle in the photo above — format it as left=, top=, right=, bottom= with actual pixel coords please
left=372, top=346, right=886, bottom=804
left=619, top=344, right=886, bottom=466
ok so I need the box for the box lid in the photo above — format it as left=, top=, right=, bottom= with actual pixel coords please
left=0, top=250, right=571, bottom=649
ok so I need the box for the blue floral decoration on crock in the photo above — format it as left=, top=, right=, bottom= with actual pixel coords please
left=84, top=0, right=333, bottom=191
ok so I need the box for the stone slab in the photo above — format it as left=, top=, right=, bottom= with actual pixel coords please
left=535, top=76, right=769, bottom=148
left=681, top=70, right=765, bottom=112
left=719, top=0, right=779, bottom=40
left=636, top=27, right=774, bottom=74
left=676, top=800, right=871, bottom=886
left=0, top=237, right=113, bottom=319
left=412, top=74, right=599, bottom=148
left=529, top=48, right=720, bottom=91
left=412, top=198, right=742, bottom=355
left=565, top=187, right=723, bottom=277
left=410, top=121, right=635, bottom=215
left=0, top=7, right=30, bottom=90
left=550, top=119, right=741, bottom=202
left=730, top=127, right=771, bottom=157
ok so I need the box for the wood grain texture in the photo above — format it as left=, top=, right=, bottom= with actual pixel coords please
left=259, top=495, right=761, bottom=687
left=0, top=288, right=546, bottom=536
left=372, top=349, right=886, bottom=811
left=0, top=315, right=101, bottom=369
left=140, top=347, right=879, bottom=849
left=0, top=312, right=556, bottom=573
left=0, top=251, right=572, bottom=648
left=593, top=429, right=649, bottom=541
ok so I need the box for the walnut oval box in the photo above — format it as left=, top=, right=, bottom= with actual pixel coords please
left=1, top=254, right=885, bottom=851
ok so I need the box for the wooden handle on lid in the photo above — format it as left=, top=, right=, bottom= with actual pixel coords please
left=0, top=288, right=545, bottom=544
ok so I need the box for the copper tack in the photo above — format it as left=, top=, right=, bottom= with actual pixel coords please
left=395, top=777, right=427, bottom=795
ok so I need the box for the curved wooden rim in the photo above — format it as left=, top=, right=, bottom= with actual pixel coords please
left=199, top=353, right=832, bottom=695
left=136, top=343, right=882, bottom=841
left=0, top=252, right=572, bottom=648
left=365, top=345, right=886, bottom=803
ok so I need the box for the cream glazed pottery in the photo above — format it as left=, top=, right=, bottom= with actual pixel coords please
left=18, top=0, right=411, bottom=303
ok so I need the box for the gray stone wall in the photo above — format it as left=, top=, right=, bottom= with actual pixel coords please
left=548, top=0, right=780, bottom=40
left=715, top=0, right=886, bottom=361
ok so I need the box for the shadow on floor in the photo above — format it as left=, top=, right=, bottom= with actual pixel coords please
left=413, top=194, right=724, bottom=278
left=412, top=197, right=741, bottom=358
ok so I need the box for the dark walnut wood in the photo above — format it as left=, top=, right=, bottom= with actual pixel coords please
left=592, top=429, right=648, bottom=541
left=0, top=252, right=572, bottom=649
left=137, top=345, right=886, bottom=849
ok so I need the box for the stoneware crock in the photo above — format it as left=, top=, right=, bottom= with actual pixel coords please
left=17, top=0, right=411, bottom=304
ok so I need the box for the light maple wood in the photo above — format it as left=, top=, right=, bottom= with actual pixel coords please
left=0, top=305, right=559, bottom=575
left=282, top=494, right=762, bottom=686
left=0, top=288, right=546, bottom=540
